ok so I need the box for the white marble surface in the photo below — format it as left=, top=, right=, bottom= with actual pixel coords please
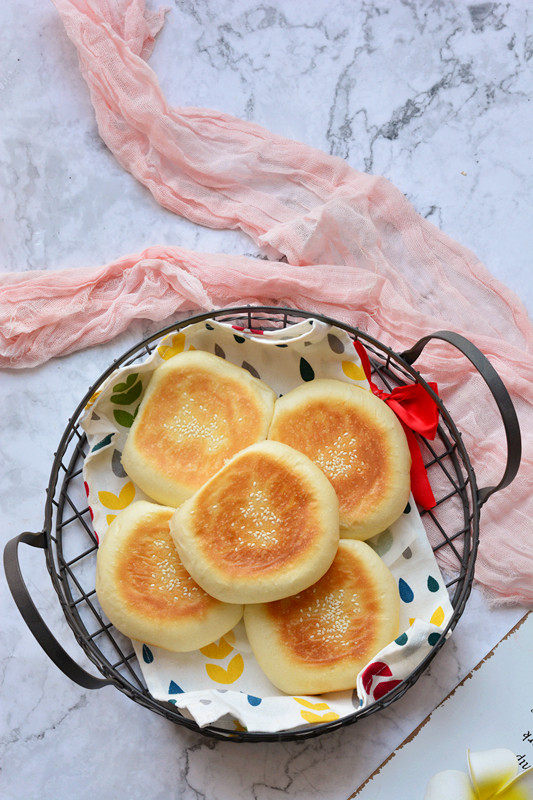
left=0, top=1, right=531, bottom=799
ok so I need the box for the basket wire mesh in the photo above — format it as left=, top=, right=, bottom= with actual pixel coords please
left=39, top=307, right=480, bottom=742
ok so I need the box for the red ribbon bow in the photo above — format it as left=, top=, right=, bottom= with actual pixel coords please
left=353, top=341, right=439, bottom=510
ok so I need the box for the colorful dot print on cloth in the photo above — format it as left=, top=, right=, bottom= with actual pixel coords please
left=157, top=332, right=185, bottom=360
left=399, top=577, right=415, bottom=603
left=142, top=644, right=154, bottom=664
left=342, top=360, right=367, bottom=382
left=81, top=318, right=453, bottom=733
left=110, top=373, right=143, bottom=428
left=202, top=634, right=245, bottom=685
left=294, top=697, right=340, bottom=724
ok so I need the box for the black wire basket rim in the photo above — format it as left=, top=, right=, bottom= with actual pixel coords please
left=42, top=306, right=480, bottom=742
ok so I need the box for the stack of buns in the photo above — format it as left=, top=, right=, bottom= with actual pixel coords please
left=96, top=348, right=410, bottom=695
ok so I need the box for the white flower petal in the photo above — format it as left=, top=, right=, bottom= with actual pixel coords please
left=495, top=766, right=533, bottom=799
left=424, top=770, right=475, bottom=800
left=467, top=749, right=519, bottom=800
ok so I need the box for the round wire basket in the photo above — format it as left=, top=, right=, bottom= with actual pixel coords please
left=4, top=306, right=521, bottom=743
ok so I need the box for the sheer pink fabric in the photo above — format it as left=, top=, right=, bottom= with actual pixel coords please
left=1, top=0, right=531, bottom=603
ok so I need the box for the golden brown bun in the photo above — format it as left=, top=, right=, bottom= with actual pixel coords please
left=244, top=540, right=399, bottom=694
left=122, top=351, right=276, bottom=507
left=268, top=379, right=411, bottom=539
left=95, top=501, right=242, bottom=652
left=169, top=441, right=340, bottom=604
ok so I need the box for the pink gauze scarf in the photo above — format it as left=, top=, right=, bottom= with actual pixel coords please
left=1, top=0, right=531, bottom=605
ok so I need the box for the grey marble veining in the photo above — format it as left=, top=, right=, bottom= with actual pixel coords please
left=0, top=1, right=531, bottom=799
left=1, top=1, right=532, bottom=304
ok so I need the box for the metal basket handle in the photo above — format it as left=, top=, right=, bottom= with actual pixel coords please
left=3, top=531, right=111, bottom=689
left=400, top=330, right=522, bottom=506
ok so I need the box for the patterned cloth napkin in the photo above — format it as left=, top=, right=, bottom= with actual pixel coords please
left=81, top=318, right=453, bottom=732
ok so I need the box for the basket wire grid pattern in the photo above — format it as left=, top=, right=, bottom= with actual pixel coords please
left=44, top=308, right=477, bottom=742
